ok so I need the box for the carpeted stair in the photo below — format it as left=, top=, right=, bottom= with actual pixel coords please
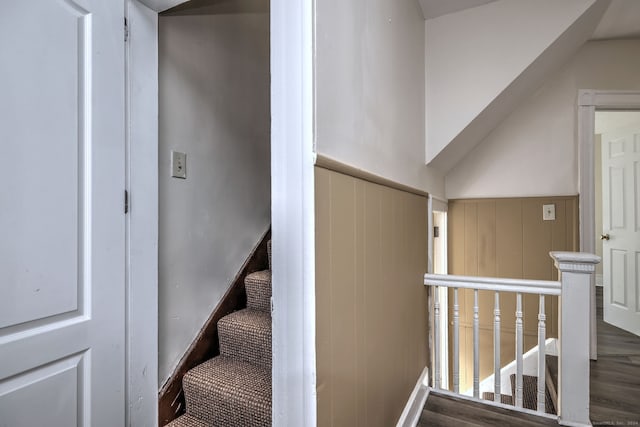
left=481, top=355, right=557, bottom=415
left=167, top=241, right=272, bottom=427
left=481, top=392, right=513, bottom=405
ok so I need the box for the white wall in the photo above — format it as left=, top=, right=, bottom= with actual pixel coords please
left=425, top=0, right=596, bottom=165
left=314, top=0, right=444, bottom=197
left=158, top=13, right=270, bottom=384
left=445, top=40, right=640, bottom=199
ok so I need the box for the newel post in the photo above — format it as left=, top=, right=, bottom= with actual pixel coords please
left=550, top=251, right=600, bottom=426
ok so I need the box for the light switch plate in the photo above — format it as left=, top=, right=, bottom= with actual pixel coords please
left=171, top=151, right=187, bottom=179
left=543, top=204, right=555, bottom=221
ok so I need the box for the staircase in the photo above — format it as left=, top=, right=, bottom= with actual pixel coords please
left=167, top=241, right=272, bottom=427
left=424, top=253, right=598, bottom=426
left=481, top=354, right=558, bottom=414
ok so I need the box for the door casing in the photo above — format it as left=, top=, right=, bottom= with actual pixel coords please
left=577, top=89, right=640, bottom=360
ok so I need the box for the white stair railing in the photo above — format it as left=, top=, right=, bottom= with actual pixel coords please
left=424, top=251, right=600, bottom=426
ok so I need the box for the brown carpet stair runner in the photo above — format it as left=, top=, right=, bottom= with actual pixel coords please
left=167, top=241, right=272, bottom=427
left=481, top=354, right=558, bottom=415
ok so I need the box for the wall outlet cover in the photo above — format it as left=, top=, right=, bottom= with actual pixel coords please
left=543, top=204, right=555, bottom=221
left=171, top=151, right=187, bottom=179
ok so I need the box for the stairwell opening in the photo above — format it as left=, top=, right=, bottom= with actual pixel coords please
left=157, top=1, right=271, bottom=425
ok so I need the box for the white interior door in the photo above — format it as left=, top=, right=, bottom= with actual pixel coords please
left=0, top=1, right=126, bottom=425
left=601, top=125, right=640, bottom=336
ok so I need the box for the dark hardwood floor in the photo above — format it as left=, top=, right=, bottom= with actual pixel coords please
left=418, top=288, right=640, bottom=426
left=419, top=393, right=559, bottom=427
left=591, top=287, right=640, bottom=426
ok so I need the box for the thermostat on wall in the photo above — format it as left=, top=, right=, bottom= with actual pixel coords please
left=543, top=204, right=556, bottom=221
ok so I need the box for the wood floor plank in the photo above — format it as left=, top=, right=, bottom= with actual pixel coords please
left=422, top=393, right=558, bottom=427
left=418, top=408, right=481, bottom=427
left=591, top=288, right=640, bottom=424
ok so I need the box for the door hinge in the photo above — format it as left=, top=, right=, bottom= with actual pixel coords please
left=124, top=190, right=129, bottom=214
left=124, top=18, right=129, bottom=42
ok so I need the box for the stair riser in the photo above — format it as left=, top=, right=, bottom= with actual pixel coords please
left=182, top=357, right=271, bottom=427
left=245, top=273, right=271, bottom=312
left=218, top=323, right=272, bottom=369
left=184, top=383, right=271, bottom=427
left=185, top=393, right=271, bottom=427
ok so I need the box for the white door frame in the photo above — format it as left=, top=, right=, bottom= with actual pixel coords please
left=125, top=1, right=158, bottom=426
left=127, top=0, right=316, bottom=424
left=577, top=89, right=640, bottom=360
left=428, top=198, right=448, bottom=388
left=271, top=0, right=317, bottom=424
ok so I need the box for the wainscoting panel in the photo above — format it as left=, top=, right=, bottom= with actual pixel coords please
left=447, top=196, right=579, bottom=392
left=315, top=166, right=428, bottom=427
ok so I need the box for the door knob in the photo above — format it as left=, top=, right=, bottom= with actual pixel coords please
left=600, top=234, right=610, bottom=241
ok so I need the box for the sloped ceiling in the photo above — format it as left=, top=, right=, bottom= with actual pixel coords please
left=424, top=0, right=610, bottom=172
left=417, top=0, right=498, bottom=19
left=138, top=0, right=185, bottom=12
left=140, top=0, right=267, bottom=14
left=592, top=0, right=640, bottom=39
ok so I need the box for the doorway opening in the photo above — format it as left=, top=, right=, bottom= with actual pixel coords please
left=432, top=207, right=449, bottom=388
left=156, top=0, right=272, bottom=422
left=577, top=90, right=640, bottom=358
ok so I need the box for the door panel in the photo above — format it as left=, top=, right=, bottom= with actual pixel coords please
left=610, top=249, right=627, bottom=307
left=0, top=353, right=84, bottom=427
left=602, top=125, right=640, bottom=336
left=0, top=1, right=125, bottom=425
left=609, top=167, right=625, bottom=230
left=0, top=0, right=87, bottom=330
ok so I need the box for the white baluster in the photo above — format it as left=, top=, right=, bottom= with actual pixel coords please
left=453, top=288, right=460, bottom=393
left=494, top=291, right=501, bottom=402
left=537, top=294, right=546, bottom=413
left=515, top=293, right=524, bottom=408
left=473, top=289, right=480, bottom=399
left=434, top=286, right=440, bottom=389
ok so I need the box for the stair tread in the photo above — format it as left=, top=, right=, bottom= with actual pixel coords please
left=218, top=308, right=271, bottom=368
left=183, top=356, right=271, bottom=427
left=245, top=270, right=271, bottom=312
left=165, top=414, right=210, bottom=427
left=245, top=269, right=271, bottom=285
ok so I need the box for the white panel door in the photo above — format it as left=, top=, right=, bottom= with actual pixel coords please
left=0, top=1, right=126, bottom=425
left=602, top=126, right=640, bottom=336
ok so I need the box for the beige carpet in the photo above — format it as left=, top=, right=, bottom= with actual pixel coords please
left=167, top=241, right=272, bottom=427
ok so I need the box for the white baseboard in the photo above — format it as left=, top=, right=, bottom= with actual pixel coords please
left=396, top=367, right=430, bottom=427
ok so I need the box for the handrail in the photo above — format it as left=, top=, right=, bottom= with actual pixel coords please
left=424, top=273, right=561, bottom=295
left=424, top=252, right=599, bottom=425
